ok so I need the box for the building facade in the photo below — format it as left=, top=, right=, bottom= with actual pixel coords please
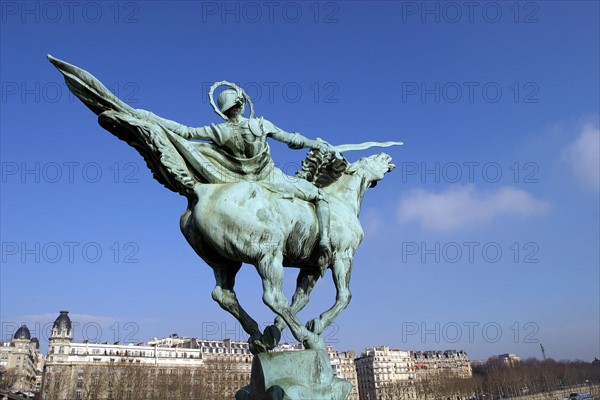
left=0, top=324, right=44, bottom=395
left=354, top=347, right=473, bottom=400
left=40, top=310, right=477, bottom=400
left=412, top=349, right=472, bottom=379
left=498, top=353, right=521, bottom=366
left=354, top=346, right=416, bottom=400
left=41, top=311, right=253, bottom=399
left=328, top=347, right=360, bottom=400
left=40, top=311, right=360, bottom=399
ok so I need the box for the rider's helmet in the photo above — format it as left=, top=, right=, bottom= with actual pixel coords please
left=217, top=89, right=245, bottom=114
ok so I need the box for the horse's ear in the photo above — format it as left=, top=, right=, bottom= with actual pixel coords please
left=345, top=158, right=364, bottom=175
left=345, top=164, right=358, bottom=175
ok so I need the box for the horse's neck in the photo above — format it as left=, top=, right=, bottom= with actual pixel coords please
left=326, top=173, right=368, bottom=216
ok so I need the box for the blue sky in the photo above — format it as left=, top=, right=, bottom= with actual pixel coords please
left=1, top=1, right=598, bottom=362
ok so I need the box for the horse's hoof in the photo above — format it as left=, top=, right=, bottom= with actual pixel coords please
left=302, top=332, right=325, bottom=350
left=306, top=318, right=323, bottom=334
left=249, top=341, right=267, bottom=355
left=263, top=325, right=281, bottom=349
left=248, top=335, right=268, bottom=355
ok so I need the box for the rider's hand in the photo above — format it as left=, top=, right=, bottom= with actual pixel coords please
left=316, top=138, right=336, bottom=154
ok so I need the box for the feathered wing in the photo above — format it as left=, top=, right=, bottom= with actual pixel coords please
left=98, top=111, right=199, bottom=197
left=48, top=55, right=135, bottom=116
left=48, top=55, right=200, bottom=198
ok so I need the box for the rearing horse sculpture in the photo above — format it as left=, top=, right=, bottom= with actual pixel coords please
left=179, top=151, right=394, bottom=353
left=49, top=55, right=399, bottom=354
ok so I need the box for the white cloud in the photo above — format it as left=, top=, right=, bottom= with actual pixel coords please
left=2, top=312, right=124, bottom=343
left=6, top=312, right=120, bottom=326
left=361, top=208, right=384, bottom=236
left=563, top=124, right=600, bottom=190
left=397, top=185, right=551, bottom=231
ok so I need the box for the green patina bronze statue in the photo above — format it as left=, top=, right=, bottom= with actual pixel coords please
left=49, top=55, right=401, bottom=399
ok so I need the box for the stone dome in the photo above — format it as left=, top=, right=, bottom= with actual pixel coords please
left=14, top=324, right=31, bottom=340
left=53, top=310, right=72, bottom=332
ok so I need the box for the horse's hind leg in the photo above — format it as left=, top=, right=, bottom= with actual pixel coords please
left=306, top=257, right=352, bottom=335
left=274, top=268, right=320, bottom=333
left=209, top=261, right=266, bottom=353
left=257, top=254, right=324, bottom=350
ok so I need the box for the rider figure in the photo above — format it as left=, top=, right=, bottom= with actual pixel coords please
left=155, top=88, right=333, bottom=274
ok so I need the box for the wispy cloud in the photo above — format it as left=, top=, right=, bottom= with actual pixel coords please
left=4, top=312, right=122, bottom=326
left=397, top=185, right=551, bottom=231
left=2, top=312, right=126, bottom=343
left=361, top=208, right=384, bottom=236
left=563, top=123, right=600, bottom=190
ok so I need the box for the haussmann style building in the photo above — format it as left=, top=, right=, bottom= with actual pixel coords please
left=41, top=311, right=253, bottom=400
left=353, top=346, right=473, bottom=400
left=0, top=323, right=45, bottom=396
left=38, top=310, right=475, bottom=400
left=40, top=311, right=362, bottom=400
left=354, top=346, right=416, bottom=400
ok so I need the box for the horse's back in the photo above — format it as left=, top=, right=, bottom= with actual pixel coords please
left=188, top=181, right=319, bottom=264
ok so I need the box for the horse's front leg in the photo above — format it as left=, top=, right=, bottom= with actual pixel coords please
left=257, top=254, right=324, bottom=350
left=306, top=257, right=352, bottom=335
left=274, top=268, right=320, bottom=333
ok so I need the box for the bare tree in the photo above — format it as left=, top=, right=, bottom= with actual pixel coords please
left=42, top=366, right=75, bottom=400
left=471, top=357, right=600, bottom=398
left=379, top=381, right=417, bottom=399
left=0, top=367, right=18, bottom=392
left=75, top=365, right=108, bottom=400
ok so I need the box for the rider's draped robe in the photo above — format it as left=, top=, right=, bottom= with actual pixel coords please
left=162, top=117, right=278, bottom=185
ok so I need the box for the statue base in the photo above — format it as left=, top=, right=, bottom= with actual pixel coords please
left=236, top=349, right=352, bottom=400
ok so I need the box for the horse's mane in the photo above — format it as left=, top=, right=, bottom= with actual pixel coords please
left=296, top=149, right=349, bottom=188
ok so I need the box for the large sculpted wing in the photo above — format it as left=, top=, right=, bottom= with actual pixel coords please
left=48, top=55, right=199, bottom=198
left=47, top=55, right=135, bottom=116
left=98, top=111, right=199, bottom=197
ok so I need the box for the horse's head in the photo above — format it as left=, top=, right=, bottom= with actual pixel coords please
left=346, top=152, right=395, bottom=189
left=325, top=153, right=395, bottom=214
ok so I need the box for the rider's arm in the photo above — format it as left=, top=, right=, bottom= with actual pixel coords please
left=265, top=120, right=332, bottom=152
left=136, top=109, right=216, bottom=141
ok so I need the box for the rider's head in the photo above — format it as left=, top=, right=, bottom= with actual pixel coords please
left=218, top=89, right=245, bottom=119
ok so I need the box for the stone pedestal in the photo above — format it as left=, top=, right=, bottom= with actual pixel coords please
left=236, top=349, right=352, bottom=400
